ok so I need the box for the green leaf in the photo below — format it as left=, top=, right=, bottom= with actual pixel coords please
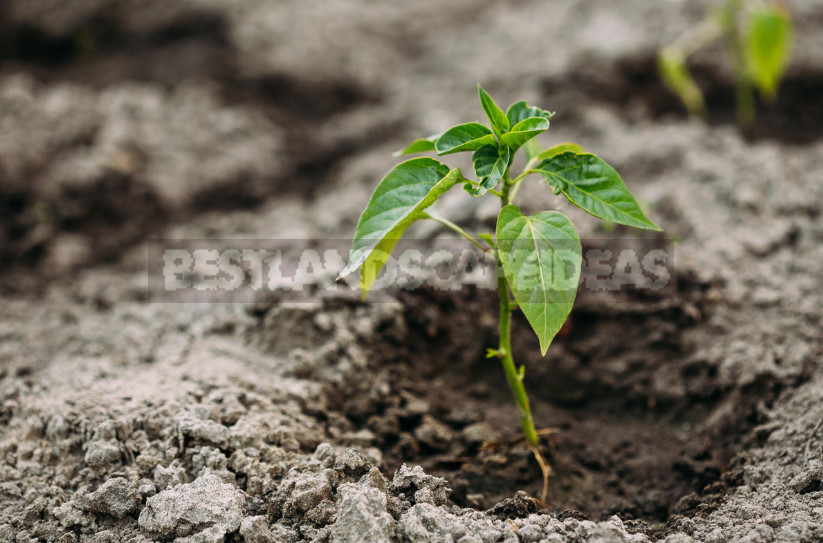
left=466, top=145, right=510, bottom=196
left=533, top=142, right=584, bottom=162
left=746, top=4, right=793, bottom=101
left=478, top=84, right=510, bottom=138
left=393, top=135, right=438, bottom=157
left=533, top=153, right=661, bottom=231
left=338, top=158, right=464, bottom=297
left=506, top=100, right=555, bottom=126
left=472, top=145, right=508, bottom=178
left=507, top=101, right=555, bottom=158
left=496, top=205, right=581, bottom=355
left=478, top=232, right=495, bottom=247
left=523, top=139, right=542, bottom=161
left=658, top=48, right=705, bottom=115
left=500, top=117, right=550, bottom=150
left=434, top=123, right=496, bottom=155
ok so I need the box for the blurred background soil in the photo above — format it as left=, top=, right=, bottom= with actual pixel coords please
left=0, top=0, right=822, bottom=541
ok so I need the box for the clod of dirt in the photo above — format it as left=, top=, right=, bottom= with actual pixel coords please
left=154, top=462, right=188, bottom=491
left=390, top=464, right=451, bottom=507
left=52, top=500, right=94, bottom=532
left=486, top=490, right=539, bottom=520
left=399, top=506, right=649, bottom=543
left=330, top=483, right=396, bottom=543
left=138, top=470, right=244, bottom=539
left=461, top=422, right=502, bottom=448
left=239, top=516, right=277, bottom=543
left=81, top=477, right=141, bottom=519
left=333, top=448, right=373, bottom=478
left=414, top=415, right=455, bottom=452
left=791, top=460, right=823, bottom=494
left=137, top=479, right=157, bottom=498
left=280, top=473, right=334, bottom=519
left=84, top=439, right=122, bottom=468
left=175, top=411, right=230, bottom=448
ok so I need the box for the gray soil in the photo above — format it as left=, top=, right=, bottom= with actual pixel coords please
left=1, top=0, right=823, bottom=541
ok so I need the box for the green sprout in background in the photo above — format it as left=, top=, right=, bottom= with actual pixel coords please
left=339, top=85, right=661, bottom=501
left=659, top=0, right=793, bottom=125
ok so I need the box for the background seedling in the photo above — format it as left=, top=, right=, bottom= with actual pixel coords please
left=659, top=0, right=793, bottom=124
left=339, top=85, right=661, bottom=501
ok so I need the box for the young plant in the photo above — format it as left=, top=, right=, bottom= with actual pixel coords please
left=659, top=0, right=793, bottom=125
left=338, top=85, right=661, bottom=499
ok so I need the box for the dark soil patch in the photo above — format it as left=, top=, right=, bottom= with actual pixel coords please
left=0, top=8, right=233, bottom=82
left=221, top=72, right=387, bottom=201
left=327, top=269, right=785, bottom=524
left=0, top=5, right=380, bottom=178
left=540, top=55, right=823, bottom=145
left=0, top=173, right=166, bottom=294
left=0, top=7, right=383, bottom=283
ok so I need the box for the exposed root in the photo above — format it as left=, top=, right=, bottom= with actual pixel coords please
left=530, top=445, right=552, bottom=505
left=478, top=429, right=555, bottom=503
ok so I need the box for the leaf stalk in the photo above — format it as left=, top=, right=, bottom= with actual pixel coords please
left=426, top=212, right=491, bottom=252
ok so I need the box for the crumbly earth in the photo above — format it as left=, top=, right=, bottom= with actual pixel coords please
left=1, top=0, right=822, bottom=541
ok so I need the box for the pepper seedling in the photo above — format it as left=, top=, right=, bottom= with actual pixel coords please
left=659, top=0, right=793, bottom=124
left=338, top=85, right=661, bottom=500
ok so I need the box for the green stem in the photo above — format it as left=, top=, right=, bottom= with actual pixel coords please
left=509, top=169, right=533, bottom=187
left=508, top=169, right=534, bottom=203
left=735, top=77, right=755, bottom=126
left=496, top=177, right=539, bottom=447
left=426, top=212, right=491, bottom=252
left=720, top=0, right=755, bottom=125
left=495, top=253, right=539, bottom=447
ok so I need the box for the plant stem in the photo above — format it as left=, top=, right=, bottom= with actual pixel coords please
left=720, top=0, right=756, bottom=125
left=495, top=254, right=539, bottom=447
left=509, top=169, right=533, bottom=188
left=496, top=178, right=539, bottom=447
left=508, top=169, right=533, bottom=203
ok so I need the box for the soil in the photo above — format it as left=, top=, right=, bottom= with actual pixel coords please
left=1, top=0, right=822, bottom=542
